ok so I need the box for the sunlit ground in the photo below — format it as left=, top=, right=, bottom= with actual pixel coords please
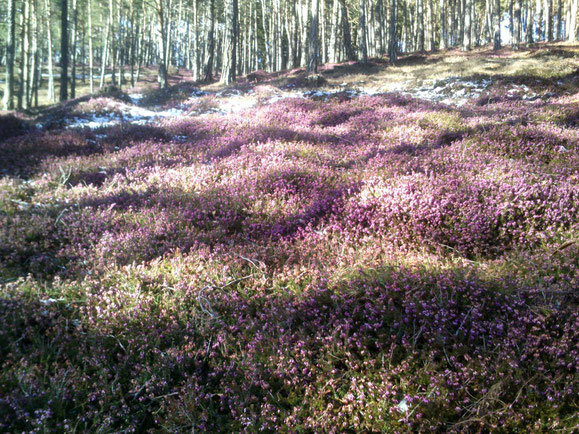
left=0, top=44, right=578, bottom=431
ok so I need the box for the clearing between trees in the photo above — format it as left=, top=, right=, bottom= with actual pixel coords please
left=0, top=46, right=578, bottom=431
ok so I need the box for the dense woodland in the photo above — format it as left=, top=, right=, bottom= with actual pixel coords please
left=1, top=0, right=579, bottom=110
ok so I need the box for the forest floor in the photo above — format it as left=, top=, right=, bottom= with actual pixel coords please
left=1, top=43, right=578, bottom=431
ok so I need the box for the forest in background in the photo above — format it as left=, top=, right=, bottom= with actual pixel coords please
left=1, top=0, right=579, bottom=110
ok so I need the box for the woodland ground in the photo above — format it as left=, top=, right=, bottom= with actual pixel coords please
left=0, top=43, right=578, bottom=432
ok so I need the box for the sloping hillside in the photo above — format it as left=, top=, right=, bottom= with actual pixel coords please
left=1, top=46, right=578, bottom=432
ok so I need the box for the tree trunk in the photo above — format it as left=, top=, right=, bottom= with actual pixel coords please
left=88, top=0, right=94, bottom=93
left=28, top=0, right=39, bottom=108
left=70, top=0, right=78, bottom=98
left=155, top=0, right=169, bottom=88
left=440, top=0, right=448, bottom=49
left=493, top=0, right=501, bottom=50
left=359, top=0, right=368, bottom=62
left=389, top=0, right=397, bottom=62
left=463, top=0, right=472, bottom=50
left=203, top=0, right=216, bottom=82
left=544, top=0, right=553, bottom=40
left=308, top=0, right=320, bottom=72
left=526, top=0, right=535, bottom=43
left=513, top=0, right=522, bottom=48
left=22, top=0, right=30, bottom=109
left=2, top=0, right=16, bottom=110
left=570, top=0, right=578, bottom=41
left=221, top=0, right=238, bottom=84
left=60, top=0, right=69, bottom=101
left=556, top=0, right=563, bottom=39
left=339, top=0, right=356, bottom=60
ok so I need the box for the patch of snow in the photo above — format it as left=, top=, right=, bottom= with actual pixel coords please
left=67, top=103, right=187, bottom=129
left=40, top=298, right=65, bottom=305
left=397, top=399, right=409, bottom=413
left=128, top=93, right=144, bottom=104
left=216, top=96, right=256, bottom=113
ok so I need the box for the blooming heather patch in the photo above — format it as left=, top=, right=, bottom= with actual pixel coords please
left=0, top=71, right=578, bottom=431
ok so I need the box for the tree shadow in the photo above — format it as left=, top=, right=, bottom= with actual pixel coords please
left=0, top=123, right=170, bottom=178
left=0, top=262, right=575, bottom=431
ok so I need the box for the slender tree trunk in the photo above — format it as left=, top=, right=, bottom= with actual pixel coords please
left=513, top=0, right=522, bottom=48
left=359, top=0, right=368, bottom=61
left=329, top=0, right=340, bottom=63
left=155, top=0, right=169, bottom=88
left=88, top=0, right=94, bottom=93
left=493, top=0, right=501, bottom=50
left=321, top=0, right=327, bottom=62
left=203, top=0, right=215, bottom=82
left=221, top=0, right=238, bottom=84
left=60, top=0, right=69, bottom=101
left=440, top=0, right=450, bottom=50
left=389, top=0, right=397, bottom=62
left=536, top=0, right=544, bottom=39
left=339, top=0, right=356, bottom=60
left=556, top=0, right=563, bottom=39
left=2, top=0, right=16, bottom=110
left=526, top=0, right=535, bottom=43
left=308, top=0, right=320, bottom=72
left=129, top=0, right=136, bottom=87
left=192, top=0, right=199, bottom=80
left=44, top=0, right=56, bottom=101
left=116, top=0, right=124, bottom=87
left=570, top=0, right=579, bottom=41
left=544, top=0, right=553, bottom=40
left=28, top=0, right=39, bottom=108
left=70, top=0, right=77, bottom=98
left=100, top=8, right=111, bottom=89
left=463, top=0, right=472, bottom=50
left=22, top=0, right=30, bottom=109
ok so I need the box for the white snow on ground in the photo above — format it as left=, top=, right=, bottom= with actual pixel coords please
left=67, top=103, right=187, bottom=129
left=358, top=76, right=541, bottom=105
left=128, top=93, right=144, bottom=104
left=64, top=77, right=543, bottom=130
left=215, top=95, right=257, bottom=113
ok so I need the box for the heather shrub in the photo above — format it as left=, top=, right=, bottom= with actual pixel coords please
left=0, top=114, right=29, bottom=142
left=0, top=65, right=577, bottom=432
